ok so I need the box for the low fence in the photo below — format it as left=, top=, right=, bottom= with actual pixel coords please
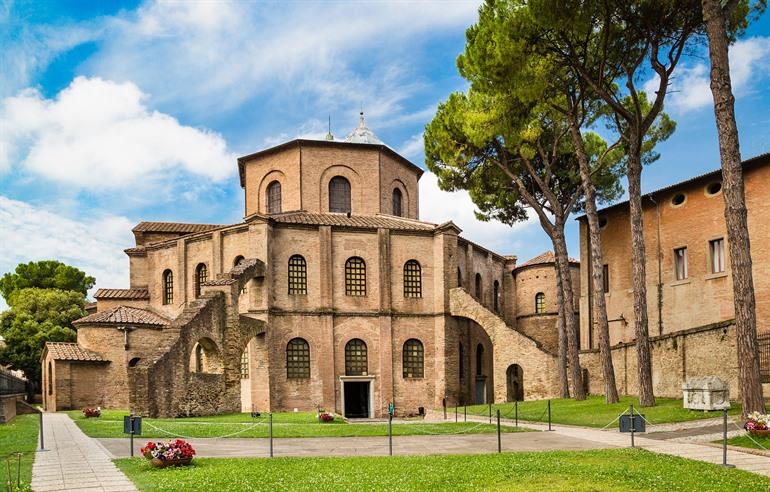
left=0, top=370, right=27, bottom=396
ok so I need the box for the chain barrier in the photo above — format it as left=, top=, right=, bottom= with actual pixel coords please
left=403, top=421, right=491, bottom=436
left=730, top=418, right=770, bottom=452
left=142, top=418, right=267, bottom=440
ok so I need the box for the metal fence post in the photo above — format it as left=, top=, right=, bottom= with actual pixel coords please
left=515, top=400, right=518, bottom=427
left=722, top=408, right=734, bottom=467
left=630, top=404, right=635, bottom=448
left=443, top=397, right=447, bottom=420
left=129, top=415, right=135, bottom=457
left=455, top=403, right=458, bottom=423
left=496, top=409, right=501, bottom=453
left=38, top=411, right=44, bottom=450
left=464, top=403, right=467, bottom=422
left=547, top=400, right=552, bottom=431
left=388, top=413, right=393, bottom=456
left=488, top=402, right=492, bottom=424
left=269, top=413, right=273, bottom=458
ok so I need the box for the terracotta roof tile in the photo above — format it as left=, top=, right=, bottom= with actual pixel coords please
left=73, top=306, right=169, bottom=327
left=94, top=288, right=150, bottom=300
left=272, top=212, right=436, bottom=231
left=517, top=251, right=579, bottom=269
left=45, top=342, right=107, bottom=362
left=132, top=222, right=223, bottom=234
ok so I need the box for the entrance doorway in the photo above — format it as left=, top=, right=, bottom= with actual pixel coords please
left=475, top=376, right=486, bottom=404
left=343, top=381, right=370, bottom=418
left=506, top=364, right=524, bottom=401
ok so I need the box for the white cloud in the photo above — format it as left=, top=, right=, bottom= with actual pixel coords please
left=0, top=195, right=134, bottom=309
left=419, top=171, right=538, bottom=254
left=399, top=133, right=426, bottom=161
left=646, top=36, right=770, bottom=113
left=0, top=76, right=235, bottom=187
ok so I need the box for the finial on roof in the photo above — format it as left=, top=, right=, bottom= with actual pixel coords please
left=325, top=115, right=334, bottom=141
left=344, top=110, right=383, bottom=145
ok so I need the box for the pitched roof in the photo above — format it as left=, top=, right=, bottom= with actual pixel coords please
left=94, top=288, right=150, bottom=300
left=73, top=306, right=169, bottom=327
left=132, top=222, right=223, bottom=234
left=270, top=212, right=437, bottom=231
left=45, top=342, right=107, bottom=362
left=516, top=251, right=579, bottom=269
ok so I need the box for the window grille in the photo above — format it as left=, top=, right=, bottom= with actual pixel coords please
left=674, top=248, right=688, bottom=280
left=403, top=260, right=422, bottom=298
left=286, top=338, right=310, bottom=378
left=345, top=338, right=367, bottom=376
left=329, top=176, right=351, bottom=213
left=267, top=181, right=282, bottom=214
left=392, top=188, right=403, bottom=216
left=758, top=333, right=770, bottom=383
left=195, top=263, right=207, bottom=298
left=163, top=270, right=173, bottom=305
left=535, top=292, right=545, bottom=314
left=403, top=339, right=424, bottom=378
left=288, top=255, right=307, bottom=295
left=710, top=238, right=725, bottom=273
left=240, top=346, right=249, bottom=379
left=345, top=257, right=366, bottom=296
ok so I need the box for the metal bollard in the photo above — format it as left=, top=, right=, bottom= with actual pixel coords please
left=388, top=413, right=393, bottom=456
left=722, top=409, right=734, bottom=467
left=488, top=402, right=492, bottom=424
left=547, top=400, right=553, bottom=431
left=515, top=400, right=518, bottom=427
left=630, top=404, right=635, bottom=448
left=129, top=415, right=135, bottom=457
left=455, top=403, right=458, bottom=423
left=496, top=409, right=502, bottom=453
left=464, top=404, right=467, bottom=422
left=39, top=411, right=45, bottom=450
left=269, top=413, right=273, bottom=458
left=443, top=397, right=447, bottom=420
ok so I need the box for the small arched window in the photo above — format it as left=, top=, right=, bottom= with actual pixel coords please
left=267, top=180, right=282, bottom=214
left=128, top=357, right=141, bottom=368
left=286, top=338, right=310, bottom=379
left=403, top=339, right=424, bottom=378
left=535, top=292, right=545, bottom=314
left=457, top=268, right=462, bottom=288
left=329, top=176, right=351, bottom=213
left=476, top=344, right=484, bottom=376
left=288, top=255, right=307, bottom=295
left=195, top=263, right=207, bottom=298
left=392, top=188, right=403, bottom=217
left=233, top=255, right=245, bottom=267
left=403, top=260, right=422, bottom=298
left=345, top=338, right=367, bottom=376
left=345, top=257, right=366, bottom=296
left=162, top=269, right=173, bottom=305
left=475, top=273, right=482, bottom=300
left=493, top=280, right=500, bottom=312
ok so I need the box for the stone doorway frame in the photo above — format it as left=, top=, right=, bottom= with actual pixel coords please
left=339, top=375, right=375, bottom=418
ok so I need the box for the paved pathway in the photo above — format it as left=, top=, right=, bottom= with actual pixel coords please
left=31, top=413, right=137, bottom=492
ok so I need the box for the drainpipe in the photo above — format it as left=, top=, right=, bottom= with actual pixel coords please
left=648, top=196, right=664, bottom=336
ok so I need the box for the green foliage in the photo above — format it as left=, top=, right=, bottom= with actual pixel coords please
left=0, top=414, right=38, bottom=491
left=115, top=449, right=770, bottom=491
left=0, top=260, right=95, bottom=303
left=0, top=288, right=84, bottom=387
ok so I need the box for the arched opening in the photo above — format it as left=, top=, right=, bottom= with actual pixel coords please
left=345, top=257, right=366, bottom=296
left=329, top=176, right=351, bottom=213
left=475, top=273, right=482, bottom=300
left=267, top=180, right=282, bottom=214
left=392, top=188, right=403, bottom=216
left=240, top=336, right=270, bottom=413
left=475, top=342, right=487, bottom=404
left=493, top=280, right=500, bottom=312
left=47, top=361, right=53, bottom=395
left=476, top=344, right=484, bottom=376
left=128, top=357, right=141, bottom=368
left=457, top=268, right=462, bottom=288
left=506, top=364, right=524, bottom=402
left=190, top=337, right=223, bottom=374
left=403, top=260, right=421, bottom=298
left=535, top=292, right=545, bottom=314
left=288, top=255, right=307, bottom=295
left=233, top=255, right=245, bottom=267
left=345, top=338, right=368, bottom=376
left=286, top=338, right=310, bottom=379
left=162, top=269, right=173, bottom=305
left=402, top=339, right=424, bottom=378
left=195, top=263, right=208, bottom=298
left=343, top=338, right=370, bottom=418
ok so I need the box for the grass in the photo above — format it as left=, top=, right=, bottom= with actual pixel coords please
left=460, top=396, right=742, bottom=428
left=0, top=414, right=39, bottom=492
left=725, top=433, right=770, bottom=452
left=66, top=409, right=523, bottom=439
left=115, top=448, right=770, bottom=491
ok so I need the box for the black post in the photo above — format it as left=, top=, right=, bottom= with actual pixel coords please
left=443, top=398, right=447, bottom=420
left=129, top=415, right=135, bottom=457
left=515, top=400, right=518, bottom=428
left=464, top=403, right=467, bottom=422
left=496, top=409, right=501, bottom=453
left=488, top=402, right=492, bottom=424
left=722, top=409, right=734, bottom=467
left=455, top=403, right=458, bottom=423
left=38, top=411, right=44, bottom=450
left=388, top=413, right=393, bottom=456
left=630, top=404, right=635, bottom=448
left=547, top=400, right=552, bottom=431
left=269, top=413, right=273, bottom=458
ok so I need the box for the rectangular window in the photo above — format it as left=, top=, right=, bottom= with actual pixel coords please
left=602, top=265, right=609, bottom=293
left=710, top=238, right=725, bottom=273
left=674, top=247, right=688, bottom=280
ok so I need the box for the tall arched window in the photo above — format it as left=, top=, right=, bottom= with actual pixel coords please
left=195, top=263, right=207, bottom=298
left=286, top=338, right=310, bottom=379
left=459, top=343, right=464, bottom=380
left=403, top=260, right=422, bottom=298
left=403, top=339, right=424, bottom=378
left=48, top=361, right=53, bottom=395
left=267, top=180, right=282, bottom=214
left=392, top=188, right=403, bottom=216
left=535, top=292, right=545, bottom=314
left=493, top=280, right=500, bottom=312
left=475, top=273, right=482, bottom=300
left=345, top=257, right=366, bottom=296
left=233, top=255, right=245, bottom=267
left=240, top=346, right=250, bottom=379
left=162, top=269, right=173, bottom=305
left=476, top=344, right=484, bottom=376
left=345, top=338, right=367, bottom=376
left=288, top=255, right=307, bottom=295
left=329, top=176, right=351, bottom=213
left=457, top=268, right=462, bottom=288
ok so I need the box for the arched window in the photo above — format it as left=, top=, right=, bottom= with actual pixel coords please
left=535, top=292, right=545, bottom=314
left=459, top=343, right=464, bottom=380
left=240, top=346, right=250, bottom=379
left=128, top=357, right=141, bottom=368
left=476, top=344, right=484, bottom=376
left=162, top=269, right=173, bottom=305
left=195, top=263, right=207, bottom=298
left=234, top=255, right=245, bottom=267
left=392, top=188, right=403, bottom=216
left=345, top=338, right=367, bottom=376
left=475, top=273, right=482, bottom=300
left=194, top=343, right=203, bottom=372
left=329, top=176, right=351, bottom=213
left=493, top=280, right=500, bottom=312
left=286, top=338, right=310, bottom=378
left=403, top=339, right=424, bottom=378
left=457, top=268, right=462, bottom=288
left=345, top=257, right=366, bottom=296
left=288, top=255, right=307, bottom=295
left=403, top=260, right=422, bottom=298
left=267, top=180, right=282, bottom=214
left=48, top=361, right=53, bottom=395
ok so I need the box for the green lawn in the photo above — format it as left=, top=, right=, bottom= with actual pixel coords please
left=725, top=433, right=770, bottom=452
left=0, top=414, right=39, bottom=492
left=66, top=409, right=523, bottom=439
left=115, top=448, right=770, bottom=491
left=460, top=396, right=742, bottom=428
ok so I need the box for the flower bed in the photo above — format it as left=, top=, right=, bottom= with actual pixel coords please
left=318, top=412, right=335, bottom=423
left=744, top=412, right=770, bottom=435
left=83, top=407, right=101, bottom=418
left=140, top=439, right=196, bottom=467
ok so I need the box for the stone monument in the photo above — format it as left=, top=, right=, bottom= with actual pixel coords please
left=682, top=376, right=730, bottom=411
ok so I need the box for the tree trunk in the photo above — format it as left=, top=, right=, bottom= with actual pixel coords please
left=567, top=121, right=620, bottom=403
left=627, top=137, right=655, bottom=407
left=552, top=222, right=586, bottom=400
left=555, top=272, right=571, bottom=399
left=702, top=0, right=765, bottom=415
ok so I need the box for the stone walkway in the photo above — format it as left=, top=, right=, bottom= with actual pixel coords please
left=31, top=413, right=137, bottom=492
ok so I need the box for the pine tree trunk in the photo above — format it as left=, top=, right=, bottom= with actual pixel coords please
left=702, top=0, right=765, bottom=415
left=552, top=223, right=586, bottom=400
left=568, top=119, right=620, bottom=403
left=627, top=139, right=656, bottom=407
left=555, top=272, right=571, bottom=399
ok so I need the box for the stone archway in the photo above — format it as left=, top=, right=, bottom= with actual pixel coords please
left=506, top=364, right=524, bottom=402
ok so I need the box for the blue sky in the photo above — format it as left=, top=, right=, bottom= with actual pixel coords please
left=1, top=0, right=769, bottom=306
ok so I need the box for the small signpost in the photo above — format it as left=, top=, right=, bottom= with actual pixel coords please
left=618, top=404, right=645, bottom=447
left=387, top=401, right=395, bottom=456
left=123, top=415, right=142, bottom=457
